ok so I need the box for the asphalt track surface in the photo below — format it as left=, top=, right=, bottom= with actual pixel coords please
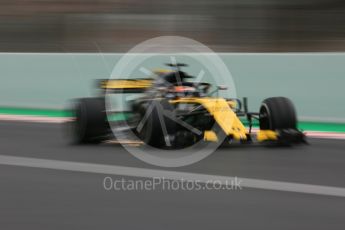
left=0, top=121, right=345, bottom=229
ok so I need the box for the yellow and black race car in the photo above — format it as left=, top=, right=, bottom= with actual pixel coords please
left=71, top=63, right=305, bottom=148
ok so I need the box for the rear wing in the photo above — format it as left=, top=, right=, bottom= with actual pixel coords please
left=98, top=79, right=153, bottom=93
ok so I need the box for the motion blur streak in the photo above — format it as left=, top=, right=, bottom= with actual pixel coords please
left=0, top=0, right=345, bottom=52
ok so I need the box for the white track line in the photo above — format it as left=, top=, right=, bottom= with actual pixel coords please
left=0, top=155, right=344, bottom=197
left=0, top=114, right=72, bottom=123
left=304, top=131, right=345, bottom=140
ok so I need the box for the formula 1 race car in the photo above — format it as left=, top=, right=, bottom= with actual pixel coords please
left=71, top=63, right=305, bottom=148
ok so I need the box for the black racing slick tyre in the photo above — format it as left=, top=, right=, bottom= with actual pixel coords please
left=137, top=99, right=176, bottom=148
left=73, top=97, right=110, bottom=144
left=259, top=97, right=297, bottom=130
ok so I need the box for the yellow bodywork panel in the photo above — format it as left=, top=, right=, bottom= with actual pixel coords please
left=100, top=79, right=153, bottom=89
left=204, top=130, right=218, bottom=142
left=256, top=130, right=278, bottom=142
left=227, top=100, right=237, bottom=109
left=171, top=97, right=248, bottom=140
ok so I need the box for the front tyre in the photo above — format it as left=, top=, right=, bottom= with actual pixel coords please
left=259, top=97, right=305, bottom=144
left=259, top=97, right=297, bottom=130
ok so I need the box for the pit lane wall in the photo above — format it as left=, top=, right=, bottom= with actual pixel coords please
left=0, top=53, right=344, bottom=122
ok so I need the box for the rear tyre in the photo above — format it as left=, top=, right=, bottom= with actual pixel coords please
left=73, top=97, right=110, bottom=144
left=137, top=99, right=176, bottom=148
left=259, top=97, right=297, bottom=130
